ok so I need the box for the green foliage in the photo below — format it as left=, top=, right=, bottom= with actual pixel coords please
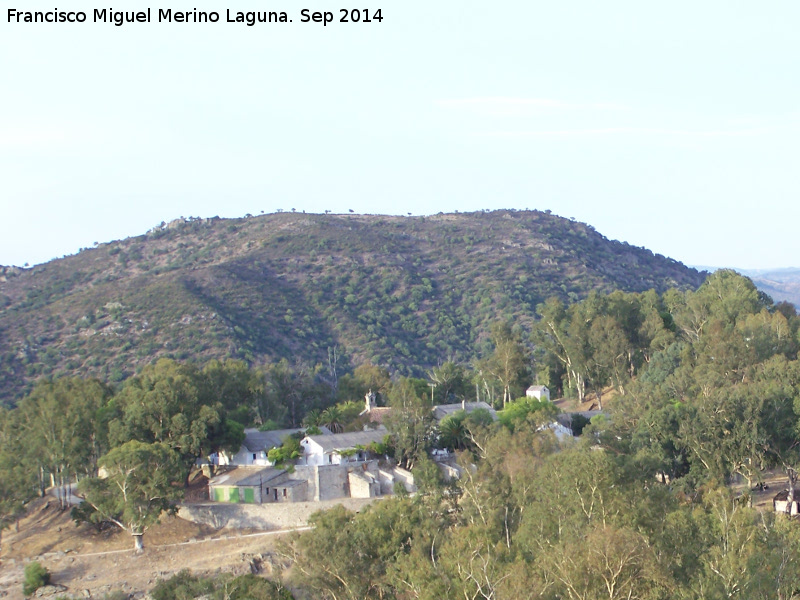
left=393, top=480, right=409, bottom=497
left=267, top=436, right=301, bottom=469
left=150, top=570, right=292, bottom=600
left=150, top=570, right=213, bottom=600
left=79, top=440, right=185, bottom=550
left=17, top=377, right=112, bottom=508
left=70, top=501, right=112, bottom=532
left=497, top=396, right=558, bottom=432
left=23, top=561, right=50, bottom=596
left=385, top=378, right=435, bottom=469
left=411, top=455, right=443, bottom=493
left=286, top=500, right=430, bottom=600
left=436, top=410, right=493, bottom=451
left=569, top=412, right=591, bottom=435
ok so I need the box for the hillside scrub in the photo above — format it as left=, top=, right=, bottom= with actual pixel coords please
left=0, top=210, right=704, bottom=402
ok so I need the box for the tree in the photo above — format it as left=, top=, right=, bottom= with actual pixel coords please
left=535, top=298, right=591, bottom=403
left=385, top=378, right=434, bottom=470
left=481, top=322, right=530, bottom=407
left=337, top=362, right=391, bottom=405
left=18, top=377, right=112, bottom=509
left=200, top=359, right=264, bottom=425
left=79, top=440, right=184, bottom=551
left=319, top=406, right=344, bottom=434
left=427, top=361, right=468, bottom=403
left=110, top=359, right=241, bottom=472
left=23, top=562, right=50, bottom=596
left=497, top=396, right=558, bottom=433
left=0, top=407, right=37, bottom=550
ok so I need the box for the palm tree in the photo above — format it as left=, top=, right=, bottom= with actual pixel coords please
left=438, top=414, right=468, bottom=451
left=302, top=409, right=322, bottom=427
left=320, top=406, right=344, bottom=434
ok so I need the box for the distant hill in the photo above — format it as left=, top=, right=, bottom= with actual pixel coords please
left=0, top=210, right=706, bottom=402
left=735, top=268, right=800, bottom=308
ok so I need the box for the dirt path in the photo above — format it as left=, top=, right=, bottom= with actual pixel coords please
left=0, top=499, right=302, bottom=599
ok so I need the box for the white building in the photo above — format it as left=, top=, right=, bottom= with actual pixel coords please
left=214, top=427, right=330, bottom=466
left=300, top=428, right=388, bottom=466
left=526, top=385, right=551, bottom=401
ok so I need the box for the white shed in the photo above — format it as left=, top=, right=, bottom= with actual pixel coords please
left=526, top=385, right=551, bottom=401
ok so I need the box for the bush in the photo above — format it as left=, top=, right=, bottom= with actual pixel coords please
left=570, top=413, right=591, bottom=436
left=150, top=571, right=293, bottom=600
left=23, top=561, right=50, bottom=596
left=149, top=570, right=213, bottom=600
left=393, top=480, right=409, bottom=497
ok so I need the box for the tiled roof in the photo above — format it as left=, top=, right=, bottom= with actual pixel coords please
left=363, top=407, right=393, bottom=424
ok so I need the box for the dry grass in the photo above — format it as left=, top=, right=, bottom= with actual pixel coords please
left=0, top=497, right=289, bottom=599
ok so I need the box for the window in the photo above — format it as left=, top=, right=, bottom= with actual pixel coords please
left=252, top=453, right=257, bottom=460
left=283, top=489, right=287, bottom=498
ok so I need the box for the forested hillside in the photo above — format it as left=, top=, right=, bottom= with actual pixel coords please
left=0, top=210, right=705, bottom=403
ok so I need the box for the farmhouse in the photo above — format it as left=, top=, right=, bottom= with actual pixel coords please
left=214, top=427, right=331, bottom=466
left=300, top=428, right=388, bottom=466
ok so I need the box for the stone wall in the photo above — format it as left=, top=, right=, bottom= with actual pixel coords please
left=316, top=464, right=349, bottom=500
left=292, top=465, right=317, bottom=501
left=348, top=471, right=377, bottom=498
left=391, top=466, right=416, bottom=492
left=178, top=497, right=381, bottom=530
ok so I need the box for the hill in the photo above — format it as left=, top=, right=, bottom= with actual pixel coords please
left=0, top=210, right=705, bottom=403
left=737, top=268, right=800, bottom=308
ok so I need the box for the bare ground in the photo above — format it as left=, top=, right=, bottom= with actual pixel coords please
left=0, top=497, right=295, bottom=599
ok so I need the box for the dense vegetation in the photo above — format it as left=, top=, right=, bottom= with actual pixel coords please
left=0, top=210, right=704, bottom=403
left=279, top=270, right=800, bottom=600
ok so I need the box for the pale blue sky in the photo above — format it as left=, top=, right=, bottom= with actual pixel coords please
left=1, top=0, right=799, bottom=268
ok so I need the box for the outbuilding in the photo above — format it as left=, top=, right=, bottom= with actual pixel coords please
left=208, top=466, right=289, bottom=503
left=773, top=489, right=800, bottom=515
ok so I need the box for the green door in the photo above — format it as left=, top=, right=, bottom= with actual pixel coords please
left=244, top=488, right=255, bottom=503
left=214, top=487, right=224, bottom=502
left=229, top=488, right=240, bottom=503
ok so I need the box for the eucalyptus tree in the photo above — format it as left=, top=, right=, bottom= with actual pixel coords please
left=109, top=359, right=242, bottom=472
left=17, top=377, right=112, bottom=509
left=79, top=440, right=184, bottom=551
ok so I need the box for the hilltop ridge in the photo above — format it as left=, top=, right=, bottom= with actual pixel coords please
left=0, top=210, right=705, bottom=402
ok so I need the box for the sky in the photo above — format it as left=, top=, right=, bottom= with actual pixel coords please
left=1, top=1, right=799, bottom=269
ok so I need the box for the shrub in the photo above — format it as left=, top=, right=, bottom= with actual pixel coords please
left=149, top=570, right=213, bottom=600
left=23, top=561, right=50, bottom=596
